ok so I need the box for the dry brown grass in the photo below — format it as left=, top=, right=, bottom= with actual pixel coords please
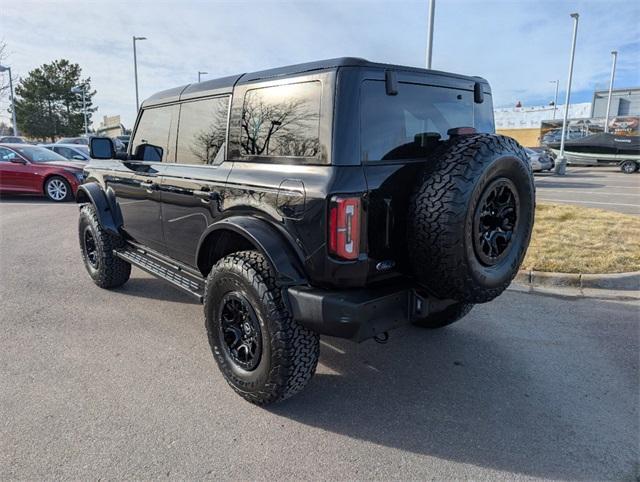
left=521, top=203, right=640, bottom=273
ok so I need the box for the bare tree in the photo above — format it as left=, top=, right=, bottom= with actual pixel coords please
left=0, top=40, right=10, bottom=100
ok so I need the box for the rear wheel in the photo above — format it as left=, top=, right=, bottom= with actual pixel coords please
left=408, top=134, right=535, bottom=303
left=620, top=160, right=638, bottom=174
left=44, top=176, right=72, bottom=202
left=412, top=302, right=474, bottom=329
left=204, top=251, right=319, bottom=405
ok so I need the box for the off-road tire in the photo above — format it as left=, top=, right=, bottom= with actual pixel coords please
left=204, top=250, right=319, bottom=405
left=44, top=176, right=73, bottom=202
left=78, top=204, right=131, bottom=288
left=412, top=302, right=474, bottom=329
left=408, top=134, right=534, bottom=303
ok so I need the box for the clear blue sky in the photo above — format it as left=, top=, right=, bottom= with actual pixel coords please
left=1, top=0, right=639, bottom=128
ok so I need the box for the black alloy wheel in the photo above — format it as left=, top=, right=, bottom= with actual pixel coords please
left=218, top=292, right=263, bottom=371
left=83, top=226, right=99, bottom=269
left=473, top=178, right=520, bottom=266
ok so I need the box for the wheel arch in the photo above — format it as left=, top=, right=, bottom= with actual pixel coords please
left=75, top=182, right=123, bottom=236
left=196, top=216, right=307, bottom=286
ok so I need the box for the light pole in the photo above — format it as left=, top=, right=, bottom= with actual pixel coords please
left=71, top=85, right=88, bottom=136
left=198, top=71, right=208, bottom=82
left=426, top=0, right=435, bottom=69
left=554, top=13, right=579, bottom=176
left=604, top=50, right=618, bottom=133
left=549, top=80, right=559, bottom=119
left=133, top=36, right=147, bottom=112
left=0, top=64, right=18, bottom=136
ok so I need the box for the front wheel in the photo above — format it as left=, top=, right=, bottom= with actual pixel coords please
left=44, top=176, right=73, bottom=202
left=620, top=160, right=638, bottom=174
left=78, top=204, right=131, bottom=288
left=204, top=251, right=319, bottom=405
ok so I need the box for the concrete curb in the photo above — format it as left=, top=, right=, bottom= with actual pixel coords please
left=511, top=269, right=640, bottom=300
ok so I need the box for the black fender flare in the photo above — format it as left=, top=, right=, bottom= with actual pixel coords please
left=75, top=182, right=123, bottom=236
left=196, top=216, right=307, bottom=286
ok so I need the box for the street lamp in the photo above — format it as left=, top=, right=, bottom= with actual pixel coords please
left=549, top=80, right=559, bottom=119
left=133, top=36, right=147, bottom=112
left=198, top=71, right=209, bottom=82
left=425, top=0, right=436, bottom=69
left=554, top=13, right=580, bottom=176
left=71, top=85, right=88, bottom=137
left=0, top=64, right=18, bottom=136
left=604, top=50, right=618, bottom=133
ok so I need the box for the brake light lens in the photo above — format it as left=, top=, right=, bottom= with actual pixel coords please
left=328, top=196, right=361, bottom=260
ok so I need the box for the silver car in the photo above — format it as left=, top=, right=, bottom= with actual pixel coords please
left=525, top=147, right=554, bottom=172
left=41, top=143, right=91, bottom=162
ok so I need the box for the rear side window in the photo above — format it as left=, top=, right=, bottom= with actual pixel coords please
left=131, top=105, right=176, bottom=162
left=240, top=81, right=321, bottom=159
left=361, top=80, right=491, bottom=162
left=176, top=96, right=229, bottom=165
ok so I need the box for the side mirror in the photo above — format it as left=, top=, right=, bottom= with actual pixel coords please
left=9, top=157, right=26, bottom=164
left=72, top=155, right=85, bottom=161
left=90, top=137, right=115, bottom=159
left=134, top=143, right=163, bottom=162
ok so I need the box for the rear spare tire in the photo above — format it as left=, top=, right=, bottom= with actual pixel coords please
left=408, top=134, right=534, bottom=303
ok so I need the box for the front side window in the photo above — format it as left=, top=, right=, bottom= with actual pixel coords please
left=361, top=80, right=490, bottom=161
left=0, top=147, right=17, bottom=162
left=176, top=96, right=229, bottom=165
left=131, top=105, right=176, bottom=162
left=240, top=81, right=321, bottom=159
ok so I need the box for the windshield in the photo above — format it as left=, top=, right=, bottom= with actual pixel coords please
left=14, top=146, right=69, bottom=163
left=75, top=146, right=90, bottom=157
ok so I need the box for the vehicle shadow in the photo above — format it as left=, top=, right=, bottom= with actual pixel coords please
left=113, top=277, right=198, bottom=304
left=0, top=194, right=54, bottom=203
left=268, top=321, right=621, bottom=479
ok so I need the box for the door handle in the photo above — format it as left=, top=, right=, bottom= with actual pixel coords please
left=140, top=180, right=157, bottom=193
left=193, top=190, right=220, bottom=201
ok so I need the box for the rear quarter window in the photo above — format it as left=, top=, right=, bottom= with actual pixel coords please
left=240, top=81, right=321, bottom=160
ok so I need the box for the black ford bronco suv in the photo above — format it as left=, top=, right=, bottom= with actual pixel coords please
left=78, top=58, right=534, bottom=404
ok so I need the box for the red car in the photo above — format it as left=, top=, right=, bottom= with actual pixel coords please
left=0, top=144, right=86, bottom=202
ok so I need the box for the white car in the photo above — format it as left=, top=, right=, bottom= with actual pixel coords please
left=41, top=143, right=91, bottom=162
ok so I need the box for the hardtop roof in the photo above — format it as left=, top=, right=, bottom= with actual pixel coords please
left=141, top=57, right=489, bottom=108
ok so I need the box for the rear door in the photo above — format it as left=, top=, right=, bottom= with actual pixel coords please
left=358, top=72, right=491, bottom=277
left=108, top=104, right=178, bottom=251
left=0, top=147, right=39, bottom=193
left=161, top=95, right=232, bottom=266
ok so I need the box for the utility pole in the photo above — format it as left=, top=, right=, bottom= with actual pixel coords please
left=133, top=36, right=147, bottom=112
left=198, top=71, right=208, bottom=83
left=604, top=50, right=618, bottom=133
left=554, top=13, right=579, bottom=176
left=549, top=80, right=559, bottom=119
left=0, top=64, right=18, bottom=136
left=426, top=0, right=435, bottom=69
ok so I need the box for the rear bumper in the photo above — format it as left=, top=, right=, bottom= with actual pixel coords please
left=287, top=283, right=434, bottom=342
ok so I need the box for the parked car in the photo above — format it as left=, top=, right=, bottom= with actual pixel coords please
left=0, top=136, right=27, bottom=144
left=78, top=58, right=534, bottom=404
left=117, top=135, right=131, bottom=150
left=57, top=136, right=127, bottom=153
left=525, top=147, right=554, bottom=172
left=620, top=159, right=639, bottom=174
left=56, top=136, right=89, bottom=146
left=0, top=144, right=85, bottom=201
left=41, top=143, right=91, bottom=162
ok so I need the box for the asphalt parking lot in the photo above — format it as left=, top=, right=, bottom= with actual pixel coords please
left=535, top=166, right=640, bottom=215
left=1, top=200, right=639, bottom=480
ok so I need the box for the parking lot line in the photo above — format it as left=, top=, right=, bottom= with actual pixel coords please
left=536, top=197, right=640, bottom=208
left=537, top=189, right=639, bottom=197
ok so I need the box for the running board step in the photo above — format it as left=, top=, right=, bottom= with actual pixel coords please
left=114, top=247, right=204, bottom=302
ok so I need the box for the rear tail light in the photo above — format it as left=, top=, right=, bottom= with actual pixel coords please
left=328, top=196, right=361, bottom=260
